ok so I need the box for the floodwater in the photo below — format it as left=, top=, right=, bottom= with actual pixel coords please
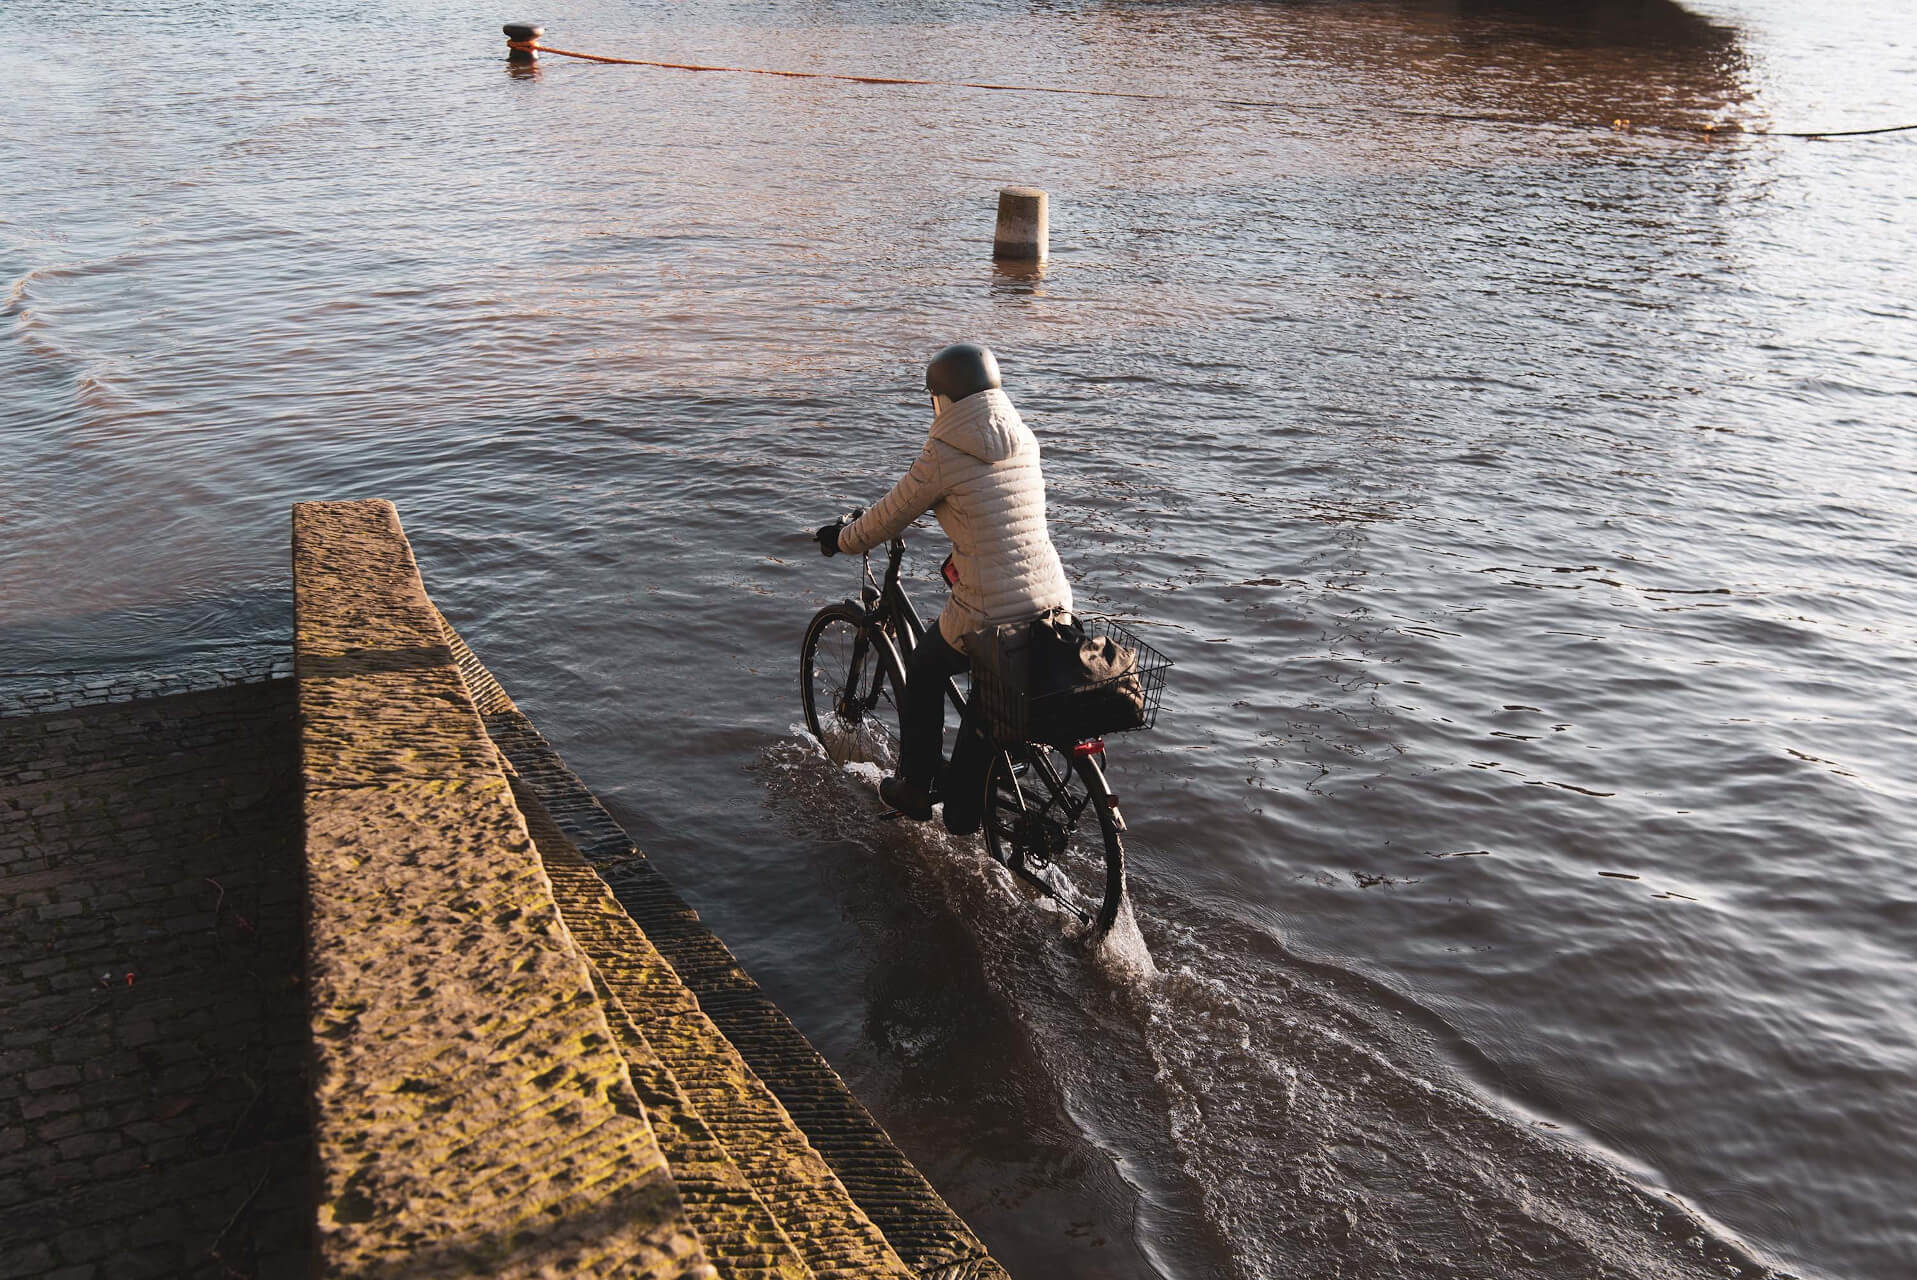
left=5, top=0, right=1914, bottom=1276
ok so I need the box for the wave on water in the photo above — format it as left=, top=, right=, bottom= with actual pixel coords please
left=765, top=732, right=1791, bottom=1280
left=1122, top=902, right=1788, bottom=1280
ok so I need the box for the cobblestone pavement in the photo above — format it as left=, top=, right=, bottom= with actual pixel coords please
left=0, top=678, right=309, bottom=1280
left=0, top=658, right=293, bottom=722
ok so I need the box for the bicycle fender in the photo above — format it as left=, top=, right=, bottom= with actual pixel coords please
left=1076, top=752, right=1128, bottom=833
left=865, top=624, right=908, bottom=688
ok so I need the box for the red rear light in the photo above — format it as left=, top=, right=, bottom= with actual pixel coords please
left=1071, top=739, right=1105, bottom=756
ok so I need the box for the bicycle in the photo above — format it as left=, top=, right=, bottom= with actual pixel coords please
left=800, top=524, right=1168, bottom=941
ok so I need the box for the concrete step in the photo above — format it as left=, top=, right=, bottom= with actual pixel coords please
left=517, top=776, right=903, bottom=1280
left=442, top=617, right=1010, bottom=1280
left=293, top=499, right=716, bottom=1280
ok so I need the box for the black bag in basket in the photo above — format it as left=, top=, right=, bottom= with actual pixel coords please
left=1026, top=614, right=1146, bottom=743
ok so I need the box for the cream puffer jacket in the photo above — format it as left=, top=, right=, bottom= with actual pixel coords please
left=838, top=389, right=1072, bottom=652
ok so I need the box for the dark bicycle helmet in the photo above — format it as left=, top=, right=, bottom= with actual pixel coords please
left=925, top=342, right=1002, bottom=403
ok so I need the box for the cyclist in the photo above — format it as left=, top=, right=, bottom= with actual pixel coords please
left=816, top=343, right=1072, bottom=827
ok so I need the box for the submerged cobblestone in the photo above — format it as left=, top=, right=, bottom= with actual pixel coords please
left=0, top=677, right=309, bottom=1279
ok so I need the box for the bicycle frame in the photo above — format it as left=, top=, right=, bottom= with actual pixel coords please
left=856, top=536, right=967, bottom=719
left=849, top=533, right=1120, bottom=815
left=813, top=529, right=1131, bottom=935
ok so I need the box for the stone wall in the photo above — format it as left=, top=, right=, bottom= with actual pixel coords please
left=290, top=498, right=1008, bottom=1280
left=292, top=500, right=711, bottom=1279
left=442, top=620, right=1009, bottom=1280
left=4, top=499, right=1006, bottom=1279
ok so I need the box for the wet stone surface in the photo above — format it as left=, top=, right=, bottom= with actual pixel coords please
left=0, top=677, right=309, bottom=1280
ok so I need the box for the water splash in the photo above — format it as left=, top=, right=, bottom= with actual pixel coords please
left=1091, top=895, right=1159, bottom=987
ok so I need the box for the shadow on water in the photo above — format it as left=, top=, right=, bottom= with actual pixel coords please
left=1138, top=0, right=1751, bottom=131
left=752, top=740, right=1178, bottom=1279
left=1427, top=0, right=1735, bottom=47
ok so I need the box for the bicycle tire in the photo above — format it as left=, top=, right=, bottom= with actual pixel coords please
left=982, top=744, right=1126, bottom=940
left=801, top=603, right=907, bottom=772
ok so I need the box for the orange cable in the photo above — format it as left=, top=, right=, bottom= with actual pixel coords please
left=532, top=44, right=1206, bottom=103
left=527, top=43, right=1917, bottom=141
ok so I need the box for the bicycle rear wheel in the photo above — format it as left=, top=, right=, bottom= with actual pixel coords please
left=982, top=744, right=1126, bottom=940
left=801, top=603, right=906, bottom=771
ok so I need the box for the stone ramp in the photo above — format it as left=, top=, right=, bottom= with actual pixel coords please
left=294, top=499, right=713, bottom=1279
left=515, top=782, right=898, bottom=1280
left=295, top=498, right=1007, bottom=1279
left=444, top=617, right=1012, bottom=1280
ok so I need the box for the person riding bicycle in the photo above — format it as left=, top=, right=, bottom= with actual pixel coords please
left=815, top=342, right=1072, bottom=826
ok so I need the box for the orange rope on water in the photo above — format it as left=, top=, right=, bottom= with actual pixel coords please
left=531, top=44, right=1252, bottom=105
left=1761, top=121, right=1917, bottom=138
left=528, top=42, right=1917, bottom=142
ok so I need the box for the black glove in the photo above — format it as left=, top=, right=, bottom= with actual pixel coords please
left=815, top=520, right=845, bottom=557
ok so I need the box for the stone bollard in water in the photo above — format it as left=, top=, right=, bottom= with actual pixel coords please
left=993, top=187, right=1049, bottom=264
left=503, top=22, right=544, bottom=65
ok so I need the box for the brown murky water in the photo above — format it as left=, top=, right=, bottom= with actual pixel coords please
left=6, top=1, right=1915, bottom=1276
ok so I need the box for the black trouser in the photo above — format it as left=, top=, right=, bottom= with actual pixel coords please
left=901, top=623, right=970, bottom=789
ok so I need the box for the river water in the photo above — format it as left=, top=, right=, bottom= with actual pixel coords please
left=5, top=1, right=1913, bottom=1276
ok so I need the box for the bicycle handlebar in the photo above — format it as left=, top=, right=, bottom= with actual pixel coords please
left=811, top=506, right=902, bottom=558
left=809, top=506, right=866, bottom=533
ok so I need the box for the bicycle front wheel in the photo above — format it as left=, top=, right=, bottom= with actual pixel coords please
left=801, top=604, right=906, bottom=771
left=982, top=744, right=1126, bottom=940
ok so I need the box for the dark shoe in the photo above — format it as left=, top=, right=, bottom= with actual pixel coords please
left=880, top=775, right=934, bottom=822
left=942, top=801, right=980, bottom=837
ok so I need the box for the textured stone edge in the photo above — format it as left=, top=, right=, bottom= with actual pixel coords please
left=292, top=499, right=714, bottom=1280
left=0, top=654, right=293, bottom=718
left=514, top=774, right=914, bottom=1280
left=517, top=780, right=827, bottom=1280
left=438, top=611, right=1013, bottom=1280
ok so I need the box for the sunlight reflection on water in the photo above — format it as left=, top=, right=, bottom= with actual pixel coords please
left=6, top=1, right=1915, bottom=1276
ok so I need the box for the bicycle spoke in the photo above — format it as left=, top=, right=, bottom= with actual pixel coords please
left=805, top=540, right=1142, bottom=944
left=802, top=607, right=903, bottom=769
left=981, top=744, right=1127, bottom=940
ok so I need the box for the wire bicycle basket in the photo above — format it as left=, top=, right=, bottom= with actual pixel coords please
left=969, top=614, right=1172, bottom=745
